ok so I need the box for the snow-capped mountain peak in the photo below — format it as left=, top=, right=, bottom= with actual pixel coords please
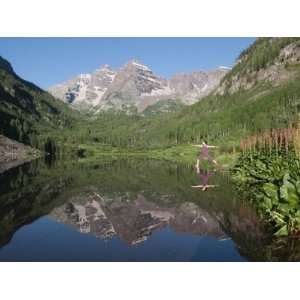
left=48, top=59, right=228, bottom=113
left=127, top=59, right=151, bottom=71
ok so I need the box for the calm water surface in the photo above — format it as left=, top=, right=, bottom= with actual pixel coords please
left=0, top=158, right=298, bottom=261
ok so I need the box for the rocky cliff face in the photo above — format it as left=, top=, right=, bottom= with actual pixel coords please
left=169, top=68, right=229, bottom=104
left=48, top=65, right=116, bottom=111
left=0, top=135, right=40, bottom=174
left=215, top=38, right=300, bottom=95
left=48, top=60, right=228, bottom=113
left=95, top=60, right=172, bottom=113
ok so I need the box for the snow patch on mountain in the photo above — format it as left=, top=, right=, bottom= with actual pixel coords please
left=48, top=60, right=229, bottom=113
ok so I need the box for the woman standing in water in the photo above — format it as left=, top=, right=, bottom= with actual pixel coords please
left=194, top=141, right=218, bottom=172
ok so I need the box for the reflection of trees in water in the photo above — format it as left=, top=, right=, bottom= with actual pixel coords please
left=0, top=159, right=74, bottom=247
left=0, top=158, right=300, bottom=261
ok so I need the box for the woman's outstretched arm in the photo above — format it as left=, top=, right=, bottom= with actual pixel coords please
left=192, top=144, right=218, bottom=148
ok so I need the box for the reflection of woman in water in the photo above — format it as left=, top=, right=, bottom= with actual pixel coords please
left=194, top=141, right=218, bottom=171
left=192, top=169, right=217, bottom=191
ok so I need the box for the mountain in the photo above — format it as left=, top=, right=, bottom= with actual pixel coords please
left=75, top=38, right=300, bottom=149
left=216, top=37, right=300, bottom=95
left=0, top=56, right=76, bottom=146
left=94, top=60, right=171, bottom=113
left=0, top=57, right=14, bottom=73
left=48, top=64, right=116, bottom=111
left=149, top=37, right=300, bottom=146
left=48, top=59, right=228, bottom=113
left=3, top=38, right=300, bottom=152
left=169, top=68, right=229, bottom=104
left=142, top=99, right=186, bottom=116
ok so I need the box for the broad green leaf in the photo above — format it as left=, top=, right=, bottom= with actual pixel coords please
left=262, top=196, right=272, bottom=209
left=277, top=204, right=292, bottom=215
left=283, top=172, right=290, bottom=184
left=280, top=185, right=289, bottom=201
left=263, top=183, right=278, bottom=200
left=269, top=211, right=285, bottom=225
left=295, top=181, right=300, bottom=195
left=274, top=225, right=288, bottom=236
left=280, top=181, right=298, bottom=205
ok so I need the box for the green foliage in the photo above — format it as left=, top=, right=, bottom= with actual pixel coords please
left=0, top=62, right=80, bottom=149
left=142, top=99, right=185, bottom=117
left=75, top=143, right=236, bottom=169
left=54, top=72, right=300, bottom=152
left=2, top=38, right=300, bottom=162
left=232, top=150, right=300, bottom=236
left=225, top=37, right=300, bottom=81
left=2, top=38, right=300, bottom=158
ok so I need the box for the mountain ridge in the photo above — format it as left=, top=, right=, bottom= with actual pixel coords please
left=216, top=37, right=300, bottom=95
left=3, top=38, right=300, bottom=153
left=48, top=59, right=229, bottom=113
left=0, top=55, right=77, bottom=147
left=69, top=38, right=300, bottom=150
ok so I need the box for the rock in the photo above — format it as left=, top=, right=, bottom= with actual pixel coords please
left=48, top=59, right=228, bottom=114
left=0, top=135, right=41, bottom=173
left=48, top=65, right=116, bottom=111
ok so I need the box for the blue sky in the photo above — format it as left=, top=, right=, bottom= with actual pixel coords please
left=0, top=38, right=255, bottom=89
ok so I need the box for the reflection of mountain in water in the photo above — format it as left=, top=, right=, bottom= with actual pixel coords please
left=50, top=191, right=226, bottom=245
left=1, top=158, right=300, bottom=261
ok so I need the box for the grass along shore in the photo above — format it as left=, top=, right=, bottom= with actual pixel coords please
left=76, top=143, right=238, bottom=168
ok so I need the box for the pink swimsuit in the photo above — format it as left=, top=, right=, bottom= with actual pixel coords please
left=198, top=144, right=213, bottom=161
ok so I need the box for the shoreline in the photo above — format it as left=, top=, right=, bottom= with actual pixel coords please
left=75, top=143, right=238, bottom=169
left=0, top=135, right=41, bottom=174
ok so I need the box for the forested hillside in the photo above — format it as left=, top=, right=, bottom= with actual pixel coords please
left=0, top=56, right=78, bottom=149
left=61, top=37, right=300, bottom=150
left=2, top=38, right=300, bottom=154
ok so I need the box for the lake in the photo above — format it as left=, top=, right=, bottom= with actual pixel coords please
left=0, top=158, right=298, bottom=261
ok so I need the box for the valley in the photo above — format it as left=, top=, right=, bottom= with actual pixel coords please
left=1, top=37, right=300, bottom=253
